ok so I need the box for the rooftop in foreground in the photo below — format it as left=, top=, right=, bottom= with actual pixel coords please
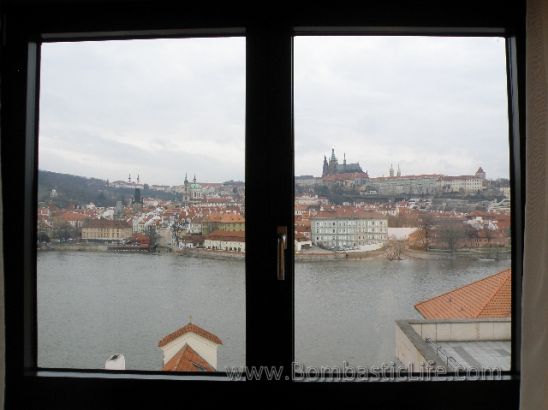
left=396, top=318, right=511, bottom=371
left=158, top=322, right=223, bottom=348
left=436, top=340, right=510, bottom=370
left=415, top=268, right=511, bottom=320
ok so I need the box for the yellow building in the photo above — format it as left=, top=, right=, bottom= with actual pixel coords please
left=201, top=213, right=245, bottom=236
left=81, top=219, right=133, bottom=242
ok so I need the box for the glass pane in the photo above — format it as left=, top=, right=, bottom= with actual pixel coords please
left=294, top=36, right=511, bottom=378
left=37, top=38, right=246, bottom=372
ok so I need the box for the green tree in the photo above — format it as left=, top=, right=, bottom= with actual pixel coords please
left=37, top=231, right=50, bottom=243
left=52, top=223, right=79, bottom=242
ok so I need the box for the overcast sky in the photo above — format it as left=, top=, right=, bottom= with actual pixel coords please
left=39, top=36, right=509, bottom=185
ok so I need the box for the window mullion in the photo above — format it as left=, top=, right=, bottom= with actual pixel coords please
left=245, top=22, right=294, bottom=376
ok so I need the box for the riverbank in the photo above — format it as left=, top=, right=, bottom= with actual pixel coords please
left=37, top=243, right=511, bottom=263
left=175, top=248, right=244, bottom=260
left=38, top=243, right=109, bottom=252
left=38, top=243, right=384, bottom=262
left=296, top=248, right=387, bottom=262
left=404, top=247, right=511, bottom=260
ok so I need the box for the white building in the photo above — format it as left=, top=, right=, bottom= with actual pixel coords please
left=295, top=175, right=320, bottom=187
left=150, top=184, right=171, bottom=192
left=295, top=234, right=312, bottom=252
left=311, top=209, right=388, bottom=249
left=370, top=174, right=441, bottom=196
left=439, top=175, right=484, bottom=194
left=105, top=354, right=126, bottom=370
left=110, top=177, right=144, bottom=190
left=158, top=321, right=223, bottom=372
left=295, top=194, right=322, bottom=207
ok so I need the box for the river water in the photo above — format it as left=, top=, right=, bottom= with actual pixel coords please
left=37, top=252, right=510, bottom=371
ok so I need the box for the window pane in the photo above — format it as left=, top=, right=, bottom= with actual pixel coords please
left=37, top=38, right=245, bottom=372
left=294, top=36, right=511, bottom=376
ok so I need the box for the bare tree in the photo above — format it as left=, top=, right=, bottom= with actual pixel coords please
left=417, top=213, right=434, bottom=251
left=438, top=221, right=465, bottom=253
left=464, top=224, right=480, bottom=248
left=145, top=225, right=159, bottom=250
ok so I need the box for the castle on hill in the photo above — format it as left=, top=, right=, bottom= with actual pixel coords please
left=322, top=148, right=363, bottom=177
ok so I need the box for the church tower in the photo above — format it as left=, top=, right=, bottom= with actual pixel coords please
left=328, top=148, right=338, bottom=175
left=322, top=147, right=364, bottom=178
left=132, top=187, right=143, bottom=212
left=182, top=173, right=190, bottom=203
left=475, top=167, right=486, bottom=179
left=389, top=164, right=394, bottom=177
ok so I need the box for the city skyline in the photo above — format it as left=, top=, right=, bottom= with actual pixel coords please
left=39, top=36, right=510, bottom=185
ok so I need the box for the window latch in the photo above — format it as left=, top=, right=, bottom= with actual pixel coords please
left=277, top=226, right=288, bottom=281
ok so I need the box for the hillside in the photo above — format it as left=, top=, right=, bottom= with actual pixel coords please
left=38, top=170, right=177, bottom=207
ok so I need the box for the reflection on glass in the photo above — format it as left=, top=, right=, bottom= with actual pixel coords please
left=294, top=37, right=511, bottom=375
left=37, top=38, right=245, bottom=371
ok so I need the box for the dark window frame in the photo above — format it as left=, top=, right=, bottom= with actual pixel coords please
left=1, top=1, right=524, bottom=408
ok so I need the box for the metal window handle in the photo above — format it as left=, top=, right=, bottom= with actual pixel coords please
left=277, top=226, right=288, bottom=281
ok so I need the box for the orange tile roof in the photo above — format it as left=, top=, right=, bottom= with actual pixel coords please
left=158, top=322, right=223, bottom=347
left=162, top=344, right=215, bottom=372
left=204, top=213, right=245, bottom=223
left=415, top=269, right=511, bottom=319
left=61, top=212, right=88, bottom=221
left=83, top=218, right=132, bottom=229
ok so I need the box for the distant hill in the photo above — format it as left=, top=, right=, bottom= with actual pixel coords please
left=38, top=170, right=177, bottom=208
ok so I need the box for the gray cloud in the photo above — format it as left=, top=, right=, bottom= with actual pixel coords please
left=295, top=36, right=509, bottom=179
left=40, top=38, right=245, bottom=185
left=39, top=36, right=510, bottom=185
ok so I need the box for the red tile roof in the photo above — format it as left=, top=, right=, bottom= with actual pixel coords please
left=415, top=268, right=511, bottom=319
left=204, top=213, right=245, bottom=223
left=205, top=230, right=245, bottom=242
left=295, top=232, right=310, bottom=241
left=162, top=344, right=215, bottom=372
left=312, top=208, right=384, bottom=220
left=83, top=218, right=132, bottom=229
left=158, top=322, right=223, bottom=347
